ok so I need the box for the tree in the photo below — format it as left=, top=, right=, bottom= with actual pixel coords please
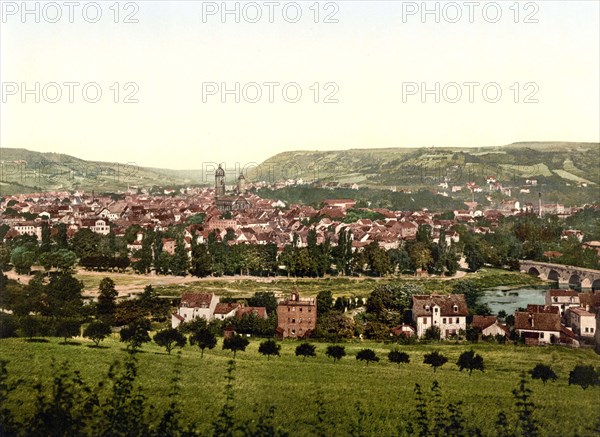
left=96, top=277, right=118, bottom=323
left=456, top=349, right=484, bottom=376
left=45, top=274, right=84, bottom=319
left=71, top=228, right=102, bottom=258
left=295, top=343, right=316, bottom=361
left=316, top=290, right=333, bottom=316
left=388, top=350, right=410, bottom=367
left=464, top=241, right=485, bottom=272
left=247, top=292, right=278, bottom=315
left=222, top=334, right=249, bottom=358
left=83, top=320, right=112, bottom=347
left=568, top=365, right=599, bottom=390
left=258, top=339, right=281, bottom=360
left=325, top=345, right=346, bottom=363
left=119, top=319, right=151, bottom=351
left=529, top=364, right=557, bottom=385
left=356, top=349, right=379, bottom=366
left=424, top=326, right=441, bottom=341
left=189, top=326, right=217, bottom=358
left=55, top=319, right=82, bottom=344
left=153, top=328, right=187, bottom=355
left=423, top=351, right=448, bottom=373
left=10, top=247, right=35, bottom=275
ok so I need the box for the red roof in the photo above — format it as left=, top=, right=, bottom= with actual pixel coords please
left=180, top=293, right=214, bottom=308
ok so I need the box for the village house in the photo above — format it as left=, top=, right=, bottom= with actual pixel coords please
left=514, top=305, right=561, bottom=345
left=275, top=290, right=316, bottom=339
left=411, top=294, right=468, bottom=338
left=471, top=315, right=508, bottom=337
left=566, top=307, right=596, bottom=338
left=171, top=292, right=220, bottom=328
left=545, top=289, right=580, bottom=317
left=214, top=302, right=242, bottom=321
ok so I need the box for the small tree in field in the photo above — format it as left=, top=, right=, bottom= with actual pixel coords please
left=295, top=343, right=316, bottom=361
left=456, top=349, right=484, bottom=376
left=388, top=349, right=410, bottom=367
left=119, top=319, right=151, bottom=351
left=529, top=364, right=557, bottom=385
left=223, top=334, right=249, bottom=358
left=153, top=328, right=186, bottom=355
left=356, top=349, right=379, bottom=366
left=325, top=345, right=346, bottom=363
left=190, top=327, right=217, bottom=358
left=258, top=339, right=281, bottom=360
left=568, top=365, right=599, bottom=390
left=83, top=320, right=112, bottom=347
left=55, top=319, right=82, bottom=344
left=423, top=351, right=448, bottom=373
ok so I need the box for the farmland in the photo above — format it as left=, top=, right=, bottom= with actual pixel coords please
left=1, top=336, right=598, bottom=436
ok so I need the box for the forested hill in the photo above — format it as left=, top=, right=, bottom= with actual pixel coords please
left=249, top=142, right=600, bottom=205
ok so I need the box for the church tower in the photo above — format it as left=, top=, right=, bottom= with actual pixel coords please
left=215, top=164, right=225, bottom=198
left=237, top=173, right=246, bottom=195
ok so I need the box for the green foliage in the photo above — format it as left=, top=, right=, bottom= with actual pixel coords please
left=295, top=343, right=317, bottom=361
left=119, top=319, right=152, bottom=351
left=456, top=349, right=485, bottom=376
left=424, top=326, right=441, bottom=341
left=316, top=290, right=333, bottom=316
left=9, top=247, right=35, bottom=275
left=247, top=292, right=278, bottom=315
left=83, top=320, right=112, bottom=347
left=222, top=335, right=249, bottom=358
left=55, top=319, right=82, bottom=344
left=423, top=351, right=448, bottom=373
left=512, top=373, right=539, bottom=436
left=568, top=365, right=599, bottom=390
left=258, top=339, right=281, bottom=360
left=189, top=325, right=217, bottom=358
left=325, top=345, right=346, bottom=363
left=342, top=209, right=385, bottom=224
left=356, top=349, right=379, bottom=366
left=529, top=364, right=557, bottom=385
left=96, top=277, right=118, bottom=323
left=388, top=349, right=410, bottom=366
left=153, top=328, right=187, bottom=355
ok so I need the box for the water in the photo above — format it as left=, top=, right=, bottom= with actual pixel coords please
left=480, top=285, right=550, bottom=315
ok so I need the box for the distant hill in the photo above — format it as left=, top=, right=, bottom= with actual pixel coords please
left=2, top=143, right=599, bottom=205
left=0, top=148, right=204, bottom=195
left=248, top=142, right=599, bottom=206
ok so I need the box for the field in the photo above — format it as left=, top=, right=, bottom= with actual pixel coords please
left=2, top=336, right=599, bottom=436
left=63, top=268, right=546, bottom=299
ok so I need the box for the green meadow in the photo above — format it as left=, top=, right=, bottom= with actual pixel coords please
left=1, top=336, right=598, bottom=436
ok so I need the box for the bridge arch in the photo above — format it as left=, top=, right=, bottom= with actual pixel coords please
left=528, top=267, right=540, bottom=276
left=592, top=279, right=600, bottom=291
left=568, top=274, right=581, bottom=289
left=547, top=270, right=560, bottom=283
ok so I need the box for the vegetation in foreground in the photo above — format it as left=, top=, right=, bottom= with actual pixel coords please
left=1, top=337, right=599, bottom=436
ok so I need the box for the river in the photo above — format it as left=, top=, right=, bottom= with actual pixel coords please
left=480, top=285, right=552, bottom=315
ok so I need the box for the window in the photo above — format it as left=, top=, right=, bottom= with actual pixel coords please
left=288, top=307, right=290, bottom=312
left=453, top=305, right=458, bottom=312
left=455, top=318, right=459, bottom=323
left=292, top=318, right=296, bottom=324
left=308, top=308, right=312, bottom=312
left=443, top=318, right=446, bottom=324
left=425, top=305, right=430, bottom=312
left=434, top=307, right=438, bottom=313
left=423, top=318, right=427, bottom=325
left=585, top=327, right=589, bottom=333
left=299, top=318, right=303, bottom=323
left=292, top=307, right=296, bottom=312
left=300, top=307, right=303, bottom=312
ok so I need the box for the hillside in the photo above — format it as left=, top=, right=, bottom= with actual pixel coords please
left=0, top=148, right=203, bottom=195
left=249, top=142, right=600, bottom=205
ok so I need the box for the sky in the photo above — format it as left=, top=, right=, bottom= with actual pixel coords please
left=1, top=0, right=599, bottom=170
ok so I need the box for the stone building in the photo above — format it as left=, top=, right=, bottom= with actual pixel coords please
left=275, top=290, right=316, bottom=339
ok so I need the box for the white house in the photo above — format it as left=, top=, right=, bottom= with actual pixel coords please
left=411, top=294, right=468, bottom=338
left=567, top=307, right=596, bottom=338
left=213, top=302, right=242, bottom=321
left=171, top=292, right=219, bottom=328
left=472, top=315, right=508, bottom=337
left=545, top=290, right=580, bottom=317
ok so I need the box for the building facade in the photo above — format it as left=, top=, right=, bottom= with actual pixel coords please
left=411, top=294, right=468, bottom=338
left=276, top=290, right=316, bottom=339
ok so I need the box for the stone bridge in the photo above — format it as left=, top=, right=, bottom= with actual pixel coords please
left=520, top=260, right=600, bottom=290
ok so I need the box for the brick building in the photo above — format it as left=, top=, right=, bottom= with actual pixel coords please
left=275, top=290, right=316, bottom=339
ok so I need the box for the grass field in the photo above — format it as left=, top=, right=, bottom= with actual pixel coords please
left=2, top=336, right=598, bottom=436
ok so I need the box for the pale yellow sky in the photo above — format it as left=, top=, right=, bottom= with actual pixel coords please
left=1, top=1, right=599, bottom=169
